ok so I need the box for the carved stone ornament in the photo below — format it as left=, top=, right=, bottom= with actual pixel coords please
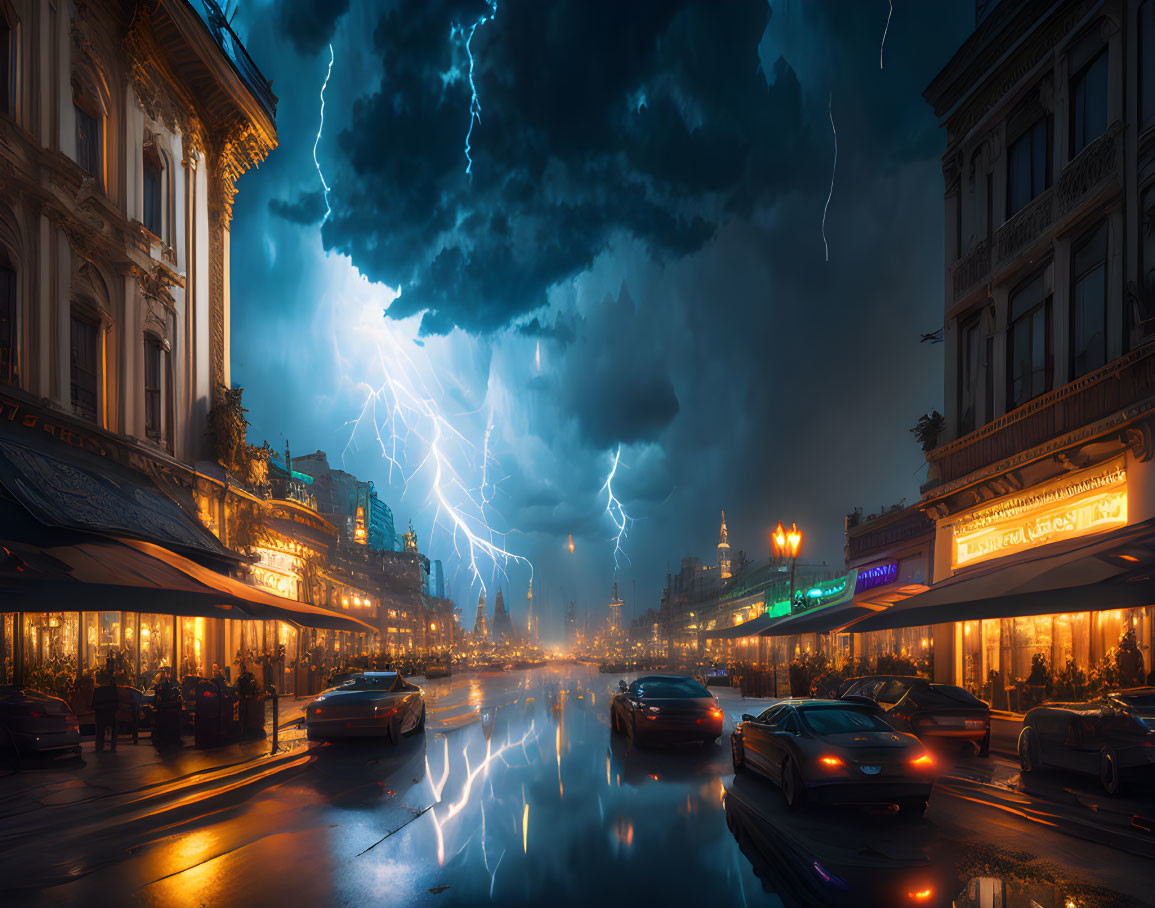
left=130, top=262, right=178, bottom=307
left=1122, top=421, right=1154, bottom=463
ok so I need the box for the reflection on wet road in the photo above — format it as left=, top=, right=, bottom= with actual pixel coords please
left=4, top=665, right=1151, bottom=907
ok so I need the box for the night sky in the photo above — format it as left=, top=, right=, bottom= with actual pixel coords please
left=226, top=1, right=974, bottom=642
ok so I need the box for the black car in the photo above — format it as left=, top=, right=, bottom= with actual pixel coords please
left=840, top=676, right=991, bottom=756
left=732, top=700, right=936, bottom=815
left=610, top=674, right=723, bottom=747
left=1018, top=687, right=1155, bottom=794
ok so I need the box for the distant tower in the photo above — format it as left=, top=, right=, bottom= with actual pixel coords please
left=608, top=582, right=623, bottom=638
left=473, top=593, right=489, bottom=640
left=526, top=581, right=534, bottom=645
left=402, top=520, right=418, bottom=553
left=718, top=510, right=731, bottom=579
left=491, top=588, right=515, bottom=644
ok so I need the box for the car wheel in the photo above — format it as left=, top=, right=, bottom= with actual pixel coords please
left=978, top=730, right=990, bottom=758
left=731, top=735, right=745, bottom=772
left=781, top=756, right=806, bottom=811
left=1017, top=727, right=1038, bottom=773
left=1100, top=747, right=1124, bottom=796
left=898, top=797, right=928, bottom=818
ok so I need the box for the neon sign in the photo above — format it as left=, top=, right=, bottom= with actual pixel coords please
left=951, top=460, right=1127, bottom=569
left=854, top=562, right=898, bottom=593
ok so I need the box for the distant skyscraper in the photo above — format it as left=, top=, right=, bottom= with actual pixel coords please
left=718, top=510, right=731, bottom=579
left=608, top=581, right=623, bottom=638
left=490, top=589, right=515, bottom=644
left=473, top=593, right=488, bottom=641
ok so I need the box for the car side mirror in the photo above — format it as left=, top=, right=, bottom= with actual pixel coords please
left=741, top=713, right=755, bottom=722
left=618, top=681, right=628, bottom=693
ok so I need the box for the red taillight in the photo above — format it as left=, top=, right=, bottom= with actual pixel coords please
left=911, top=754, right=933, bottom=768
left=908, top=887, right=933, bottom=901
left=710, top=708, right=723, bottom=720
left=818, top=755, right=844, bottom=767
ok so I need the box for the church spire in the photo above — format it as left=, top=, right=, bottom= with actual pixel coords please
left=717, top=510, right=731, bottom=579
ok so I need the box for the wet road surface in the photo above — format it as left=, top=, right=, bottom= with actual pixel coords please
left=2, top=664, right=1153, bottom=907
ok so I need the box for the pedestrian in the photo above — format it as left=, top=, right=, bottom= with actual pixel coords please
left=92, top=671, right=119, bottom=752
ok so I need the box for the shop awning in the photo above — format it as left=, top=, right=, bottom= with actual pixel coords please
left=703, top=611, right=787, bottom=640
left=1, top=498, right=374, bottom=634
left=846, top=524, right=1155, bottom=634
left=118, top=538, right=377, bottom=634
left=0, top=428, right=234, bottom=562
left=761, top=600, right=886, bottom=637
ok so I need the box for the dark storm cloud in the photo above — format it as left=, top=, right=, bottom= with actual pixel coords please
left=268, top=189, right=326, bottom=224
left=278, top=0, right=352, bottom=56
left=517, top=311, right=577, bottom=346
left=322, top=0, right=815, bottom=337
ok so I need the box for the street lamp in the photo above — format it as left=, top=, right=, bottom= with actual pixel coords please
left=771, top=521, right=803, bottom=610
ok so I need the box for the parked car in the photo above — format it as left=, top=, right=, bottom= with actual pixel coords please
left=0, top=686, right=81, bottom=760
left=1018, top=687, right=1155, bottom=795
left=305, top=672, right=425, bottom=744
left=840, top=676, right=991, bottom=756
left=610, top=674, right=724, bottom=747
left=732, top=700, right=937, bottom=815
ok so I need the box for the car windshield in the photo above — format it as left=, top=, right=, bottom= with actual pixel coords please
left=339, top=675, right=400, bottom=691
left=800, top=707, right=891, bottom=735
left=636, top=678, right=711, bottom=699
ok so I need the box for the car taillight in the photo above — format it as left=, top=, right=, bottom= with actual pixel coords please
left=911, top=753, right=933, bottom=767
left=914, top=715, right=937, bottom=727
left=907, top=888, right=933, bottom=901
left=710, top=708, right=723, bottom=720
left=818, top=755, right=844, bottom=767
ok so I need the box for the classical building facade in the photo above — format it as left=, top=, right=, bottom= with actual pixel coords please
left=852, top=0, right=1155, bottom=709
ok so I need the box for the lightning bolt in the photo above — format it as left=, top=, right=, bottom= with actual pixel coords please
left=309, top=48, right=529, bottom=599
left=600, top=445, right=632, bottom=575
left=880, top=0, right=892, bottom=69
left=821, top=92, right=837, bottom=263
left=451, top=0, right=499, bottom=177
left=313, top=43, right=334, bottom=225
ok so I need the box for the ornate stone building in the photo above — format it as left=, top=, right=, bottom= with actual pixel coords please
left=852, top=0, right=1155, bottom=707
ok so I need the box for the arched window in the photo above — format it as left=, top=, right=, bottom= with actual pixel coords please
left=69, top=304, right=100, bottom=421
left=142, top=138, right=164, bottom=238
left=143, top=332, right=171, bottom=446
left=71, top=71, right=104, bottom=181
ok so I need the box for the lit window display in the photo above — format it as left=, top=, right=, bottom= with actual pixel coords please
left=1, top=612, right=13, bottom=685
left=180, top=616, right=207, bottom=679
left=22, top=612, right=79, bottom=696
left=138, top=614, right=174, bottom=688
left=83, top=611, right=127, bottom=680
left=959, top=608, right=1150, bottom=709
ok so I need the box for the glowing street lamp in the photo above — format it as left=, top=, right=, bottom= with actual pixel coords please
left=772, top=521, right=803, bottom=609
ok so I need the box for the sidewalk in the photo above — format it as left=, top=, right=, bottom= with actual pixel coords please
left=0, top=694, right=314, bottom=822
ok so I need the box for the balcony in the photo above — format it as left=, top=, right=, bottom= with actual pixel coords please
left=927, top=343, right=1155, bottom=488
left=949, top=122, right=1124, bottom=307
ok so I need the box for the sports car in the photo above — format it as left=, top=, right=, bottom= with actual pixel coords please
left=610, top=674, right=724, bottom=747
left=1018, top=687, right=1155, bottom=794
left=305, top=672, right=425, bottom=743
left=732, top=700, right=936, bottom=815
left=840, top=676, right=991, bottom=756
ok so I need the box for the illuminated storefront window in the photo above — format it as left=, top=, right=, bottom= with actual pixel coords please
left=22, top=612, right=79, bottom=696
left=250, top=547, right=306, bottom=601
left=138, top=614, right=174, bottom=687
left=180, top=616, right=206, bottom=678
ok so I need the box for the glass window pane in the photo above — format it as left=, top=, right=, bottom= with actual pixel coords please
left=139, top=614, right=173, bottom=688
left=70, top=312, right=99, bottom=421
left=179, top=616, right=207, bottom=679
left=1072, top=50, right=1109, bottom=156
left=1008, top=132, right=1031, bottom=215
left=1031, top=118, right=1047, bottom=196
left=22, top=612, right=79, bottom=698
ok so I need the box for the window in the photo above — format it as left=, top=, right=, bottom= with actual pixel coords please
left=1007, top=117, right=1050, bottom=217
left=0, top=262, right=13, bottom=385
left=144, top=336, right=163, bottom=440
left=1070, top=48, right=1108, bottom=156
left=74, top=103, right=100, bottom=177
left=1007, top=271, right=1052, bottom=409
left=959, top=316, right=981, bottom=435
left=1070, top=220, right=1108, bottom=378
left=142, top=142, right=163, bottom=238
left=800, top=707, right=891, bottom=735
left=1143, top=2, right=1155, bottom=126
left=69, top=308, right=99, bottom=421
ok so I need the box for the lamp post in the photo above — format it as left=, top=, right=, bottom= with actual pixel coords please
left=771, top=521, right=803, bottom=611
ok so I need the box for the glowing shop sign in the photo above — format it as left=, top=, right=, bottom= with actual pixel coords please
left=951, top=461, right=1127, bottom=569
left=854, top=562, right=898, bottom=593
